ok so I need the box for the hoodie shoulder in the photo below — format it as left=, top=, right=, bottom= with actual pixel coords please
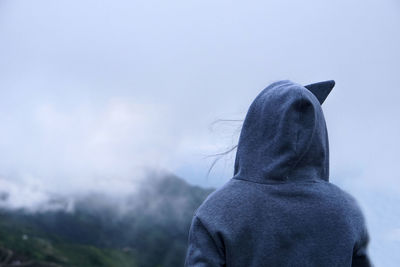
left=196, top=179, right=367, bottom=229
left=312, top=181, right=369, bottom=240
left=323, top=182, right=362, bottom=206
left=195, top=179, right=245, bottom=224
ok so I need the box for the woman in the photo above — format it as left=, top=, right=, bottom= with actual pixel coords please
left=184, top=80, right=372, bottom=267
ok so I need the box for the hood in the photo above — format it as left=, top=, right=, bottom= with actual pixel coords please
left=233, top=80, right=334, bottom=184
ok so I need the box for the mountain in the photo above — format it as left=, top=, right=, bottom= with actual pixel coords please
left=0, top=172, right=214, bottom=267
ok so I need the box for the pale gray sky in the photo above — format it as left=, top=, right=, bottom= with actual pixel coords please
left=0, top=0, right=399, bottom=265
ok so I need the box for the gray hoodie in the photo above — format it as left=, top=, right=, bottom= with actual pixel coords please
left=184, top=80, right=372, bottom=267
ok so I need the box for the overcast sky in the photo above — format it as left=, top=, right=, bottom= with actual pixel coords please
left=0, top=0, right=399, bottom=265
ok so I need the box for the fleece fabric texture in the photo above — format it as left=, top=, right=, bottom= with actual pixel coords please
left=184, top=80, right=372, bottom=267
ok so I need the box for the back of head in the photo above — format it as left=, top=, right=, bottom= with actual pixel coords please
left=233, top=80, right=335, bottom=183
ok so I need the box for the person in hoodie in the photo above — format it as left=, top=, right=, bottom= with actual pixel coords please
left=184, top=80, right=372, bottom=267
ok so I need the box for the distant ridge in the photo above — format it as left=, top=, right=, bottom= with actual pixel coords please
left=0, top=171, right=214, bottom=267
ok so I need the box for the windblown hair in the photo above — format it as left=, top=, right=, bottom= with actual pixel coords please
left=204, top=119, right=243, bottom=178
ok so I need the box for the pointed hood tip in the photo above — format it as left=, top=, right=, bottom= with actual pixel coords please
left=325, top=79, right=336, bottom=89
left=304, top=80, right=335, bottom=105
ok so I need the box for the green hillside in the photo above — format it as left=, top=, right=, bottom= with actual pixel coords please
left=0, top=173, right=214, bottom=267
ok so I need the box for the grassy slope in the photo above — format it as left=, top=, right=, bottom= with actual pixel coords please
left=0, top=173, right=214, bottom=267
left=0, top=213, right=138, bottom=266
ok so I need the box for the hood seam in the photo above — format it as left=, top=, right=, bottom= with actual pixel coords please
left=285, top=88, right=317, bottom=181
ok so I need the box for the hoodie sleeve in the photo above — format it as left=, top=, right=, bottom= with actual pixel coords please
left=352, top=212, right=373, bottom=267
left=184, top=214, right=226, bottom=267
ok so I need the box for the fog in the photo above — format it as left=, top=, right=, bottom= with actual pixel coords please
left=0, top=0, right=399, bottom=265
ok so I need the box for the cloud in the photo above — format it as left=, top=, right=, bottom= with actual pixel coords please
left=0, top=97, right=180, bottom=195
left=0, top=0, right=399, bottom=265
left=385, top=228, right=400, bottom=242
